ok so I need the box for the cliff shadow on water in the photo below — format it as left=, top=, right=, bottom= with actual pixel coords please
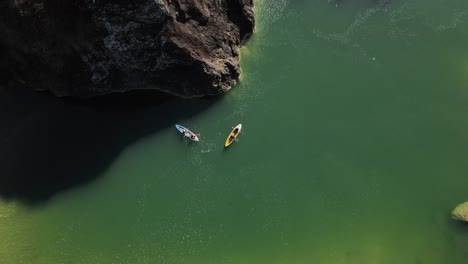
left=0, top=87, right=217, bottom=206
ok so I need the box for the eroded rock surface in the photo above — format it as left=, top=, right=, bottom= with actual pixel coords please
left=0, top=0, right=254, bottom=97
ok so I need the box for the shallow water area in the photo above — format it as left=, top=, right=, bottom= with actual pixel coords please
left=1, top=0, right=468, bottom=263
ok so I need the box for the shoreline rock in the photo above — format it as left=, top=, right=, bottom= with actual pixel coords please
left=452, top=202, right=468, bottom=222
left=0, top=0, right=255, bottom=98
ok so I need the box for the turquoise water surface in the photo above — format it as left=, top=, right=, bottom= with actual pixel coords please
left=1, top=0, right=468, bottom=263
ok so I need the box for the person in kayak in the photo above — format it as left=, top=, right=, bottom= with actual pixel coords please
left=189, top=133, right=200, bottom=140
left=229, top=135, right=235, bottom=141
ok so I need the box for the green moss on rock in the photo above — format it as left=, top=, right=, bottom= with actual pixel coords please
left=452, top=202, right=468, bottom=222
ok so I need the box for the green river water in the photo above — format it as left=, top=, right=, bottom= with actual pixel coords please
left=1, top=0, right=468, bottom=263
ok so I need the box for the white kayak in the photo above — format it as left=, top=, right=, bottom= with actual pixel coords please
left=175, top=124, right=200, bottom=142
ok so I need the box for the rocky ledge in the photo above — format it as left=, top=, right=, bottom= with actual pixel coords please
left=452, top=202, right=468, bottom=222
left=0, top=0, right=254, bottom=97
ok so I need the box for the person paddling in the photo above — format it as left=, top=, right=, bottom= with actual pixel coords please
left=187, top=133, right=200, bottom=141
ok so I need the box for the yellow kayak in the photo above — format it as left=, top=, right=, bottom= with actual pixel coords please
left=224, top=124, right=242, bottom=147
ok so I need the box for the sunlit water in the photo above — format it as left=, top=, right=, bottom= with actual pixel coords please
left=1, top=0, right=468, bottom=263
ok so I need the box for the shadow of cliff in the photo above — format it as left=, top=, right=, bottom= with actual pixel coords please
left=0, top=87, right=218, bottom=206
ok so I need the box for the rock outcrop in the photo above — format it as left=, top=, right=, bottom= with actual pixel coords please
left=452, top=202, right=468, bottom=222
left=0, top=0, right=254, bottom=97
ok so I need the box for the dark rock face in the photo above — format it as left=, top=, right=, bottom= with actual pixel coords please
left=0, top=0, right=254, bottom=97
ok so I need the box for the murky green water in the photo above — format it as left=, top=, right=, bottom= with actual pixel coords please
left=2, top=0, right=468, bottom=263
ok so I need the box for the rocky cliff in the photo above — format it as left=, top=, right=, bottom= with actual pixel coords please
left=0, top=0, right=254, bottom=97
